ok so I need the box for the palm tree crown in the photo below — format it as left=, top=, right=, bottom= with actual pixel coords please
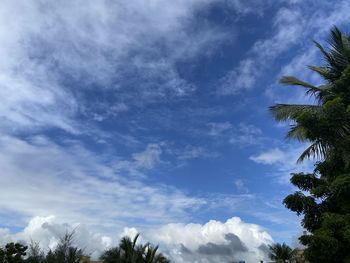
left=100, top=234, right=170, bottom=263
left=270, top=26, right=350, bottom=162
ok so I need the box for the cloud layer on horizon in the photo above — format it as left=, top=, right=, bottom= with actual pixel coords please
left=0, top=216, right=273, bottom=263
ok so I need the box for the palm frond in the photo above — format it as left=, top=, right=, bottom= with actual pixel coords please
left=280, top=76, right=321, bottom=90
left=328, top=26, right=350, bottom=66
left=286, top=125, right=309, bottom=142
left=132, top=234, right=140, bottom=249
left=313, top=41, right=338, bottom=70
left=280, top=76, right=326, bottom=100
left=297, top=140, right=331, bottom=163
left=269, top=104, right=321, bottom=122
left=308, top=65, right=334, bottom=81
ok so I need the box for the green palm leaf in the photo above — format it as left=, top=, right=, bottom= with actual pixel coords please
left=297, top=140, right=331, bottom=163
left=269, top=104, right=321, bottom=122
left=286, top=124, right=308, bottom=142
left=279, top=76, right=330, bottom=102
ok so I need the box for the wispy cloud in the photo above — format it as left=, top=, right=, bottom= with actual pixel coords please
left=219, top=0, right=350, bottom=95
left=234, top=179, right=249, bottom=193
left=0, top=0, right=235, bottom=134
left=266, top=1, right=350, bottom=104
left=219, top=7, right=305, bottom=94
left=174, top=145, right=219, bottom=167
left=208, top=122, right=233, bottom=137
left=0, top=135, right=204, bottom=228
left=207, top=122, right=264, bottom=147
left=114, top=143, right=163, bottom=177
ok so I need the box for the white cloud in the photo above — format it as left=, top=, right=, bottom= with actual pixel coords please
left=151, top=217, right=273, bottom=262
left=234, top=179, right=248, bottom=193
left=0, top=133, right=261, bottom=236
left=250, top=148, right=285, bottom=165
left=0, top=135, right=204, bottom=229
left=250, top=145, right=313, bottom=184
left=208, top=122, right=233, bottom=136
left=229, top=123, right=263, bottom=147
left=266, top=1, right=350, bottom=105
left=220, top=0, right=350, bottom=95
left=0, top=216, right=274, bottom=262
left=226, top=0, right=273, bottom=16
left=114, top=144, right=163, bottom=176
left=176, top=145, right=218, bottom=161
left=0, top=216, right=111, bottom=259
left=132, top=144, right=163, bottom=169
left=207, top=122, right=264, bottom=147
left=0, top=0, right=235, bottom=133
left=219, top=7, right=305, bottom=94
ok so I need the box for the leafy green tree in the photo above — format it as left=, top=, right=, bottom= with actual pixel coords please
left=268, top=243, right=295, bottom=263
left=0, top=243, right=27, bottom=263
left=270, top=26, right=350, bottom=262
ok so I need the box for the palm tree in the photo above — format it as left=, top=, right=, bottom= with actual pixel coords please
left=143, top=244, right=170, bottom=263
left=100, top=234, right=170, bottom=263
left=118, top=234, right=145, bottom=262
left=268, top=243, right=295, bottom=263
left=270, top=26, right=350, bottom=162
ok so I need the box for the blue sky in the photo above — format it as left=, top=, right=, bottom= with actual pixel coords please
left=1, top=0, right=350, bottom=262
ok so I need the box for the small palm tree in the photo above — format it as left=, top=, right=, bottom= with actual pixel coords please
left=100, top=234, right=170, bottom=263
left=270, top=26, right=350, bottom=162
left=143, top=244, right=170, bottom=263
left=268, top=243, right=295, bottom=263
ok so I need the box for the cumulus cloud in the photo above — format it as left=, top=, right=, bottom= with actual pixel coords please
left=151, top=217, right=273, bottom=262
left=0, top=216, right=112, bottom=259
left=0, top=216, right=274, bottom=262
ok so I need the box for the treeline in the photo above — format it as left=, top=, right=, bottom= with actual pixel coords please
left=0, top=233, right=170, bottom=263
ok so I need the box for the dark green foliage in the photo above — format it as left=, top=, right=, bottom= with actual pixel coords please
left=100, top=234, right=170, bottom=263
left=270, top=26, right=350, bottom=262
left=0, top=243, right=27, bottom=263
left=1, top=233, right=169, bottom=263
left=268, top=243, right=295, bottom=262
left=26, top=242, right=45, bottom=263
left=25, top=232, right=82, bottom=263
left=43, top=232, right=83, bottom=263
